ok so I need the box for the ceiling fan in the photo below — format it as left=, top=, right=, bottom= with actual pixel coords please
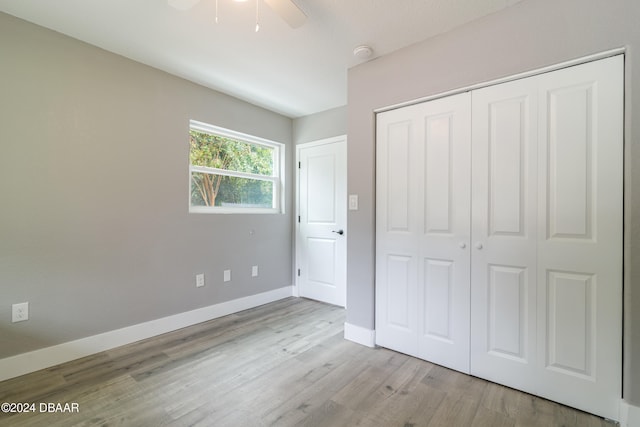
left=168, top=0, right=306, bottom=29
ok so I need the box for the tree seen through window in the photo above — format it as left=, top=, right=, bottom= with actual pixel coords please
left=189, top=126, right=279, bottom=211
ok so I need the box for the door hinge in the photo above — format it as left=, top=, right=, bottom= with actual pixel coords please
left=298, top=161, right=301, bottom=169
left=298, top=215, right=301, bottom=223
left=297, top=269, right=301, bottom=277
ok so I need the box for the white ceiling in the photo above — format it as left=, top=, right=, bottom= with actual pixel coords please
left=0, top=0, right=520, bottom=118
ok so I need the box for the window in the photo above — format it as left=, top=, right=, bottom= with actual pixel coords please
left=189, top=120, right=284, bottom=213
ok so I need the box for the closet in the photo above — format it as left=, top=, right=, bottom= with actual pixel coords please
left=375, top=55, right=623, bottom=419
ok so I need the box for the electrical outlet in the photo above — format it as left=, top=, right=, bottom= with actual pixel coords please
left=196, top=273, right=205, bottom=288
left=251, top=265, right=258, bottom=277
left=12, top=302, right=29, bottom=323
left=224, top=269, right=231, bottom=282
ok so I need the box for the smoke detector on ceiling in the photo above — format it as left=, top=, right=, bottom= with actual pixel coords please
left=353, top=45, right=373, bottom=59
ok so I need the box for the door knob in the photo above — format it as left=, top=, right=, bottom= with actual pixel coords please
left=459, top=242, right=466, bottom=249
left=475, top=242, right=483, bottom=250
left=332, top=229, right=344, bottom=235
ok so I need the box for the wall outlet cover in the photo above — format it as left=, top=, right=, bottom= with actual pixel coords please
left=224, top=270, right=231, bottom=282
left=252, top=265, right=258, bottom=277
left=196, top=273, right=205, bottom=288
left=12, top=302, right=29, bottom=323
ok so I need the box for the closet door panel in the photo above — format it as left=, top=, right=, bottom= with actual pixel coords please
left=376, top=109, right=420, bottom=357
left=546, top=84, right=594, bottom=239
left=488, top=98, right=528, bottom=236
left=545, top=270, right=595, bottom=375
left=376, top=94, right=471, bottom=371
left=470, top=77, right=539, bottom=391
left=536, top=55, right=623, bottom=420
left=424, top=113, right=454, bottom=234
left=487, top=264, right=528, bottom=360
left=416, top=93, right=471, bottom=373
left=386, top=121, right=412, bottom=233
left=423, top=258, right=454, bottom=339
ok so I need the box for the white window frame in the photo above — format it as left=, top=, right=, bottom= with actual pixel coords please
left=189, top=120, right=285, bottom=214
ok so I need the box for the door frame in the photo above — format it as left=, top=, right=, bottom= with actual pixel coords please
left=295, top=135, right=348, bottom=306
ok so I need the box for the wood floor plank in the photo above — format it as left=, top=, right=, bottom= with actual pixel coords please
left=427, top=393, right=481, bottom=427
left=0, top=298, right=616, bottom=427
left=480, top=381, right=525, bottom=419
left=0, top=369, right=67, bottom=403
left=260, top=358, right=369, bottom=426
left=470, top=406, right=516, bottom=427
left=298, top=400, right=357, bottom=427
left=350, top=359, right=440, bottom=427
left=400, top=383, right=449, bottom=426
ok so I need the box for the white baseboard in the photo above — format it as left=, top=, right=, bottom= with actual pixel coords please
left=344, top=322, right=376, bottom=348
left=620, top=400, right=640, bottom=427
left=0, top=286, right=294, bottom=382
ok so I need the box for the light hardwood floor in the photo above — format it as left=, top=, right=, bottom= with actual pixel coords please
left=0, top=297, right=615, bottom=427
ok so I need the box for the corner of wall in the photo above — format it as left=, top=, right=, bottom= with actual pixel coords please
left=344, top=322, right=375, bottom=348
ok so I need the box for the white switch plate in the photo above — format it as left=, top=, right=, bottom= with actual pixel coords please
left=251, top=265, right=258, bottom=277
left=349, top=194, right=359, bottom=210
left=12, top=302, right=29, bottom=323
left=224, top=269, right=231, bottom=282
left=196, top=273, right=205, bottom=288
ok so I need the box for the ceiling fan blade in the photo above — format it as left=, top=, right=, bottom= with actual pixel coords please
left=264, top=0, right=306, bottom=28
left=168, top=0, right=202, bottom=11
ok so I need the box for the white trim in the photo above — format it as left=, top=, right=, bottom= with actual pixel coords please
left=0, top=286, right=294, bottom=382
left=620, top=400, right=640, bottom=427
left=189, top=206, right=279, bottom=215
left=296, top=135, right=348, bottom=150
left=191, top=165, right=278, bottom=183
left=344, top=322, right=376, bottom=348
left=375, top=47, right=626, bottom=114
left=190, top=120, right=282, bottom=150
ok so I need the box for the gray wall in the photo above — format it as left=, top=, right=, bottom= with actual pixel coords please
left=0, top=12, right=293, bottom=359
left=347, top=0, right=640, bottom=405
left=293, top=106, right=347, bottom=145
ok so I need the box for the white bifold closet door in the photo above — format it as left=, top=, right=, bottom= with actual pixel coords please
left=469, top=74, right=539, bottom=392
left=375, top=93, right=472, bottom=373
left=375, top=55, right=623, bottom=420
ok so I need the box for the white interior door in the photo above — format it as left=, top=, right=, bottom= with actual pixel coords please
left=471, top=55, right=623, bottom=419
left=376, top=93, right=472, bottom=372
left=297, top=136, right=347, bottom=307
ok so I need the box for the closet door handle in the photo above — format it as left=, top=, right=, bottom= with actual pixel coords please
left=475, top=242, right=483, bottom=250
left=459, top=242, right=467, bottom=249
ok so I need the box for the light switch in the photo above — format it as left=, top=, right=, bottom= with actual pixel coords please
left=349, top=194, right=359, bottom=210
left=196, top=273, right=205, bottom=288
